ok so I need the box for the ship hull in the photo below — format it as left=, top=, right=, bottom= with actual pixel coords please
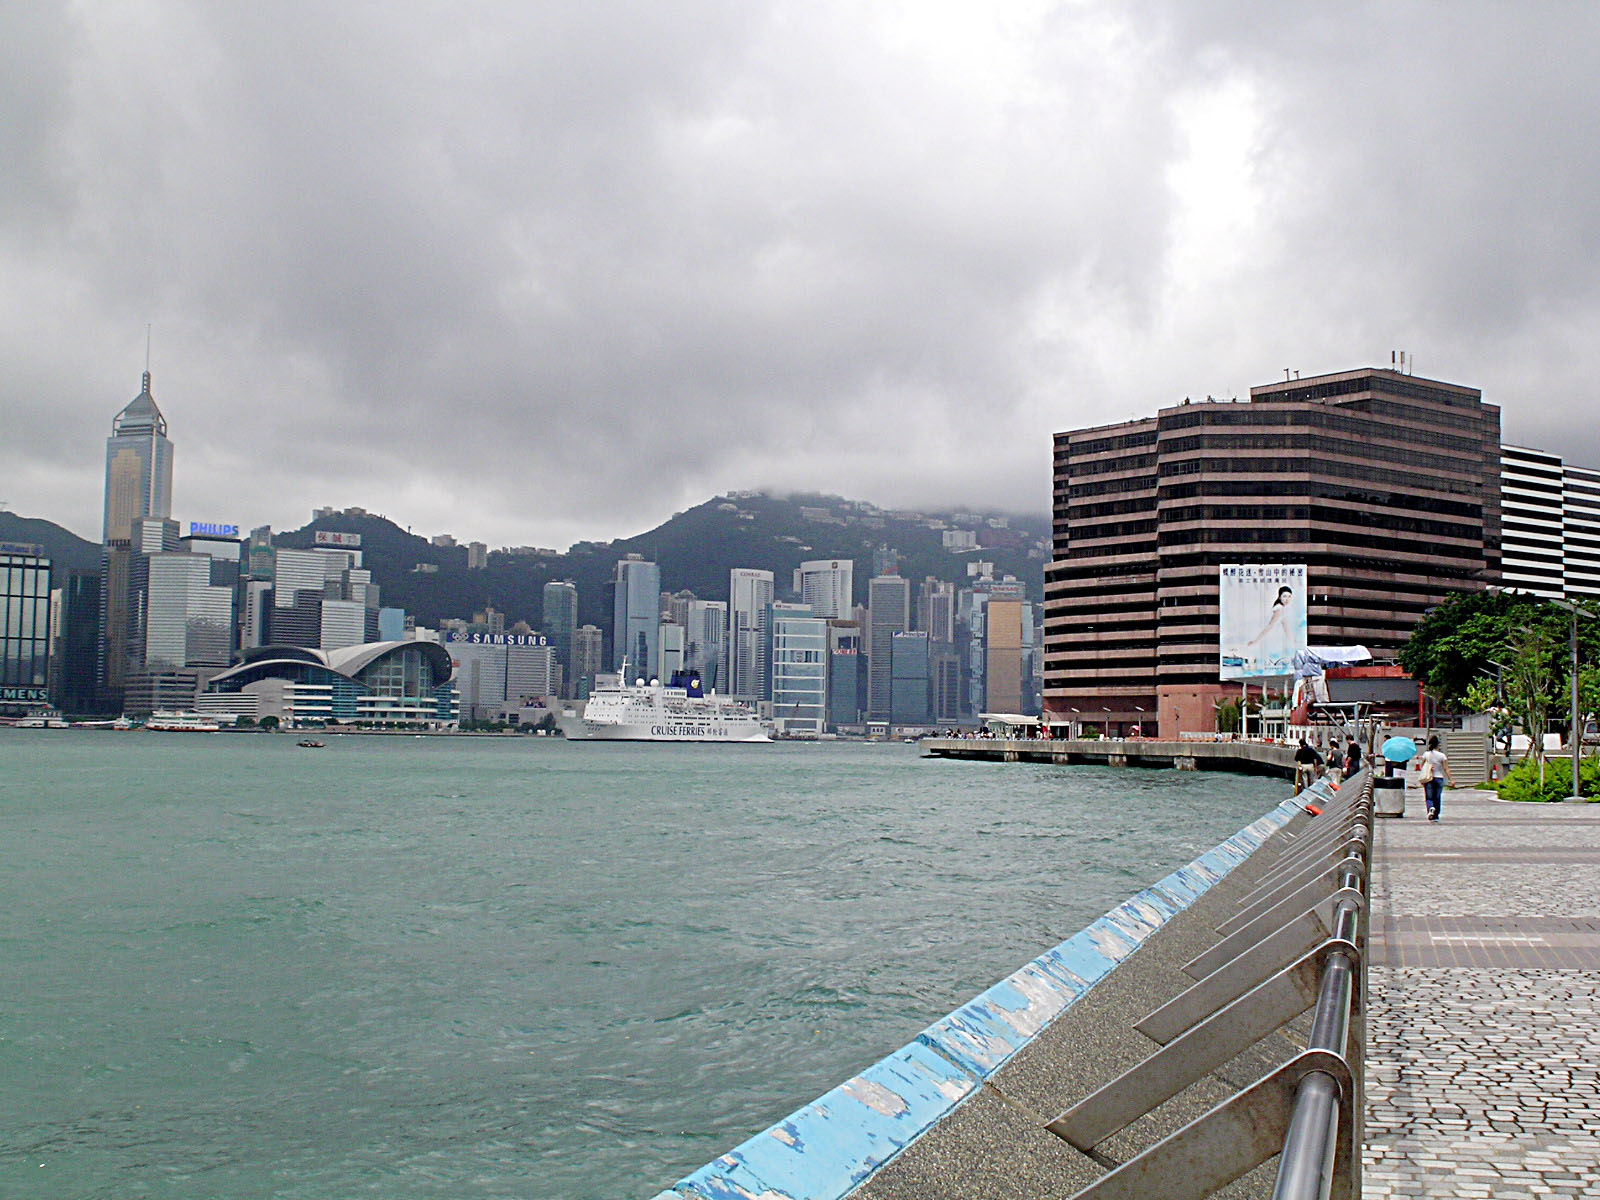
left=559, top=717, right=770, bottom=742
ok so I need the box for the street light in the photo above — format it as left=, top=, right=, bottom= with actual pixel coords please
left=1550, top=598, right=1597, bottom=803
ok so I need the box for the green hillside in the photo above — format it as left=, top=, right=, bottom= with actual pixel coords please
left=0, top=511, right=100, bottom=573
left=283, top=492, right=1048, bottom=631
left=4, top=492, right=1047, bottom=633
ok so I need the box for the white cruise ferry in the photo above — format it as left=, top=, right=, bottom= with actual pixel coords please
left=560, top=666, right=770, bottom=743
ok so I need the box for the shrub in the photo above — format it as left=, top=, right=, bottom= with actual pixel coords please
left=1496, top=754, right=1600, bottom=803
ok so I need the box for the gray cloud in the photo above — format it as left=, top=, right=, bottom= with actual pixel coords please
left=3, top=2, right=1598, bottom=546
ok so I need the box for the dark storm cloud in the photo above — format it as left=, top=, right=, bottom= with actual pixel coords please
left=3, top=2, right=1599, bottom=546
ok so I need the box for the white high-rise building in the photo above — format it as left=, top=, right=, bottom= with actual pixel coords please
left=506, top=641, right=556, bottom=702
left=319, top=600, right=367, bottom=651
left=795, top=559, right=854, bottom=620
left=768, top=603, right=827, bottom=734
left=1564, top=463, right=1600, bottom=599
left=1500, top=445, right=1565, bottom=598
left=143, top=554, right=233, bottom=672
left=274, top=549, right=330, bottom=608
left=1501, top=444, right=1600, bottom=601
left=728, top=568, right=775, bottom=701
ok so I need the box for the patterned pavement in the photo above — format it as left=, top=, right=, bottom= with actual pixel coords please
left=1365, top=786, right=1600, bottom=1196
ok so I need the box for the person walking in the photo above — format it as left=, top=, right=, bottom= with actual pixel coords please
left=1418, top=735, right=1456, bottom=821
left=1343, top=738, right=1363, bottom=777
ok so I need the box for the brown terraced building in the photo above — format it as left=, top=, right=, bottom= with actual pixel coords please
left=1044, top=368, right=1501, bottom=738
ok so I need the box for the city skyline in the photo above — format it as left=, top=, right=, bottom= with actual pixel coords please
left=4, top=6, right=1600, bottom=549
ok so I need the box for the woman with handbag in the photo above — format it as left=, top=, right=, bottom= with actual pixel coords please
left=1418, top=735, right=1456, bottom=821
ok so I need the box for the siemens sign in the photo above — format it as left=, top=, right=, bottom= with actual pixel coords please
left=188, top=522, right=240, bottom=538
left=443, top=632, right=549, bottom=646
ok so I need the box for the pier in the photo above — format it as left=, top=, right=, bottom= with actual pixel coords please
left=922, top=735, right=1298, bottom=778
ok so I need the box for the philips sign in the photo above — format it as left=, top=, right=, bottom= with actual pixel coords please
left=188, top=522, right=239, bottom=538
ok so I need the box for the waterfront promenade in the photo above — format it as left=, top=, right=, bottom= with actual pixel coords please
left=1364, top=787, right=1600, bottom=1196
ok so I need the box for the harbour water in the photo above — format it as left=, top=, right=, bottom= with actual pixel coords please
left=0, top=732, right=1288, bottom=1199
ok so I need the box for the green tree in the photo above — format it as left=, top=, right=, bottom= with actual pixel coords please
left=1214, top=697, right=1242, bottom=734
left=259, top=715, right=280, bottom=731
left=1504, top=623, right=1559, bottom=774
left=1400, top=590, right=1544, bottom=707
left=1581, top=665, right=1600, bottom=729
left=1462, top=678, right=1513, bottom=755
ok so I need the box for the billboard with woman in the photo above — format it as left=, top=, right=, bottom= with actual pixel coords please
left=1219, top=564, right=1307, bottom=679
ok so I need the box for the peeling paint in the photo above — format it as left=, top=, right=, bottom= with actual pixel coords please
left=842, top=1077, right=910, bottom=1117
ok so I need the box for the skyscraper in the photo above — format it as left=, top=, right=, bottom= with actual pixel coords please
left=542, top=580, right=578, bottom=694
left=572, top=624, right=604, bottom=699
left=795, top=559, right=854, bottom=620
left=767, top=603, right=826, bottom=734
left=49, top=568, right=101, bottom=715
left=0, top=543, right=52, bottom=716
left=984, top=599, right=1025, bottom=714
left=685, top=598, right=728, bottom=691
left=826, top=620, right=862, bottom=728
left=728, top=568, right=775, bottom=701
left=100, top=369, right=174, bottom=706
left=917, top=577, right=956, bottom=642
left=123, top=546, right=236, bottom=715
left=612, top=556, right=662, bottom=677
left=890, top=630, right=932, bottom=726
left=867, top=573, right=910, bottom=719
left=658, top=620, right=687, bottom=681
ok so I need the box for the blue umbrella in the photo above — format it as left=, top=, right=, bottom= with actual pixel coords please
left=1382, top=736, right=1417, bottom=763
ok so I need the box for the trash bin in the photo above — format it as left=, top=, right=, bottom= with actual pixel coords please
left=1374, top=735, right=1417, bottom=818
left=1373, top=759, right=1407, bottom=817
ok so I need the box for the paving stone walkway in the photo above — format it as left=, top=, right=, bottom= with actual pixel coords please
left=1365, top=785, right=1600, bottom=1197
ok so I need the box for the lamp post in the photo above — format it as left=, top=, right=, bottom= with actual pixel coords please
left=1550, top=598, right=1597, bottom=803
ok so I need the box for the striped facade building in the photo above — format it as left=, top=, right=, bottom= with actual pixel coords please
left=1045, top=368, right=1503, bottom=738
left=1501, top=445, right=1600, bottom=600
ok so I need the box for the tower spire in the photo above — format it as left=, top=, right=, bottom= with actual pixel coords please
left=144, top=324, right=152, bottom=391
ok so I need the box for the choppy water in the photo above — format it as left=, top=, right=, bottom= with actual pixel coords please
left=0, top=731, right=1287, bottom=1198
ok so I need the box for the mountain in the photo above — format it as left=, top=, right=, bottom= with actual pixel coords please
left=0, top=512, right=100, bottom=573
left=279, top=493, right=1049, bottom=631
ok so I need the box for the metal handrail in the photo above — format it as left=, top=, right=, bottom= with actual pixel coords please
left=1271, top=781, right=1369, bottom=1200
left=1053, top=771, right=1373, bottom=1200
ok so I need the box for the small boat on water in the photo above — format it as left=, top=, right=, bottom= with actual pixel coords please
left=145, top=711, right=221, bottom=733
left=14, top=709, right=69, bottom=729
left=296, top=738, right=326, bottom=748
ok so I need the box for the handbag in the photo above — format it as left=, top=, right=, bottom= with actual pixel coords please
left=1418, top=755, right=1435, bottom=783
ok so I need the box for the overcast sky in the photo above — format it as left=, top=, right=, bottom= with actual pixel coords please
left=4, top=2, right=1598, bottom=548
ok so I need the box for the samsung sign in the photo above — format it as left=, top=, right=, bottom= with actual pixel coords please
left=188, top=522, right=240, bottom=538
left=444, top=632, right=548, bottom=646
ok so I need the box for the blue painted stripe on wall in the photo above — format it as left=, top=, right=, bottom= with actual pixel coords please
left=669, top=1039, right=977, bottom=1200
left=649, top=794, right=1300, bottom=1200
